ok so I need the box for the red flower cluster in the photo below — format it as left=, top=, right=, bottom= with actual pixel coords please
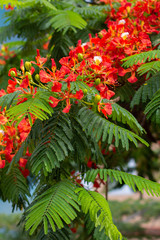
left=0, top=107, right=33, bottom=177
left=5, top=3, right=15, bottom=10
left=0, top=45, right=16, bottom=66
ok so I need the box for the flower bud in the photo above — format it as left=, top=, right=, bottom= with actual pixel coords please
left=83, top=89, right=88, bottom=95
left=95, top=78, right=101, bottom=85
left=94, top=95, right=101, bottom=104
left=98, top=32, right=103, bottom=39
left=25, top=61, right=32, bottom=71
left=35, top=74, right=40, bottom=81
left=78, top=53, right=83, bottom=61
left=10, top=71, right=16, bottom=77
left=25, top=71, right=32, bottom=80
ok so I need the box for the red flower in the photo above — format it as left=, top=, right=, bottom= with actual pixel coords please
left=0, top=59, right=6, bottom=65
left=0, top=115, right=8, bottom=125
left=51, top=82, right=62, bottom=92
left=19, top=158, right=28, bottom=168
left=51, top=59, right=56, bottom=71
left=128, top=72, right=138, bottom=83
left=7, top=79, right=17, bottom=93
left=74, top=89, right=84, bottom=100
left=43, top=41, right=49, bottom=50
left=71, top=228, right=77, bottom=233
left=20, top=59, right=25, bottom=73
left=20, top=75, right=29, bottom=88
left=102, top=103, right=112, bottom=116
left=6, top=126, right=16, bottom=137
left=0, top=89, right=6, bottom=97
left=49, top=96, right=60, bottom=108
left=20, top=168, right=30, bottom=178
left=32, top=49, right=47, bottom=68
left=5, top=154, right=13, bottom=163
left=62, top=104, right=71, bottom=113
left=8, top=68, right=17, bottom=77
left=39, top=70, right=52, bottom=83
left=0, top=158, right=5, bottom=169
left=94, top=180, right=100, bottom=189
left=5, top=4, right=14, bottom=10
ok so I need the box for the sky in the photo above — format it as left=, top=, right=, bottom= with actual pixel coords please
left=0, top=8, right=19, bottom=43
left=0, top=8, right=6, bottom=26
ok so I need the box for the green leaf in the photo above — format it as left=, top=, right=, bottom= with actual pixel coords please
left=144, top=88, right=160, bottom=124
left=76, top=187, right=122, bottom=240
left=25, top=180, right=80, bottom=235
left=85, top=169, right=160, bottom=197
left=122, top=50, right=160, bottom=67
left=78, top=107, right=149, bottom=150
left=7, top=91, right=53, bottom=123
left=130, top=72, right=160, bottom=108
left=0, top=166, right=30, bottom=210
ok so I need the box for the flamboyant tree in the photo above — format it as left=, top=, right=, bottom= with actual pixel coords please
left=0, top=0, right=160, bottom=239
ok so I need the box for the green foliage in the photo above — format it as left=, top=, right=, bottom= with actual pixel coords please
left=114, top=82, right=135, bottom=103
left=0, top=91, right=20, bottom=111
left=74, top=5, right=110, bottom=18
left=70, top=115, right=90, bottom=165
left=85, top=169, right=160, bottom=196
left=122, top=50, right=160, bottom=67
left=29, top=109, right=73, bottom=175
left=40, top=10, right=87, bottom=32
left=0, top=0, right=57, bottom=10
left=48, top=31, right=75, bottom=64
left=6, top=91, right=53, bottom=123
left=0, top=166, right=30, bottom=210
left=85, top=214, right=110, bottom=240
left=37, top=226, right=71, bottom=240
left=137, top=61, right=160, bottom=77
left=25, top=180, right=80, bottom=235
left=0, top=0, right=23, bottom=8
left=76, top=187, right=122, bottom=240
left=78, top=106, right=148, bottom=150
left=130, top=71, right=160, bottom=108
left=109, top=102, right=144, bottom=134
left=144, top=88, right=160, bottom=124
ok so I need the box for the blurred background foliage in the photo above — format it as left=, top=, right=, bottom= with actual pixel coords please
left=1, top=199, right=160, bottom=239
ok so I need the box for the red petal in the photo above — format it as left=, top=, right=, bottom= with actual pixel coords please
left=51, top=82, right=62, bottom=92
left=49, top=96, right=60, bottom=108
left=0, top=159, right=5, bottom=168
left=128, top=72, right=138, bottom=83
left=63, top=104, right=71, bottom=113
left=39, top=70, right=51, bottom=83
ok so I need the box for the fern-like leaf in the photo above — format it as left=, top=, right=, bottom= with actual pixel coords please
left=37, top=226, right=71, bottom=240
left=144, top=89, right=160, bottom=124
left=7, top=91, right=53, bottom=123
left=78, top=107, right=148, bottom=150
left=0, top=91, right=20, bottom=111
left=109, top=103, right=144, bottom=134
left=75, top=187, right=122, bottom=240
left=0, top=166, right=30, bottom=210
left=40, top=10, right=87, bottom=32
left=85, top=169, right=160, bottom=197
left=137, top=61, right=160, bottom=76
left=74, top=5, right=110, bottom=18
left=114, top=82, right=135, bottom=103
left=122, top=50, right=160, bottom=67
left=130, top=71, right=160, bottom=108
left=25, top=180, right=80, bottom=235
left=30, top=110, right=73, bottom=175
